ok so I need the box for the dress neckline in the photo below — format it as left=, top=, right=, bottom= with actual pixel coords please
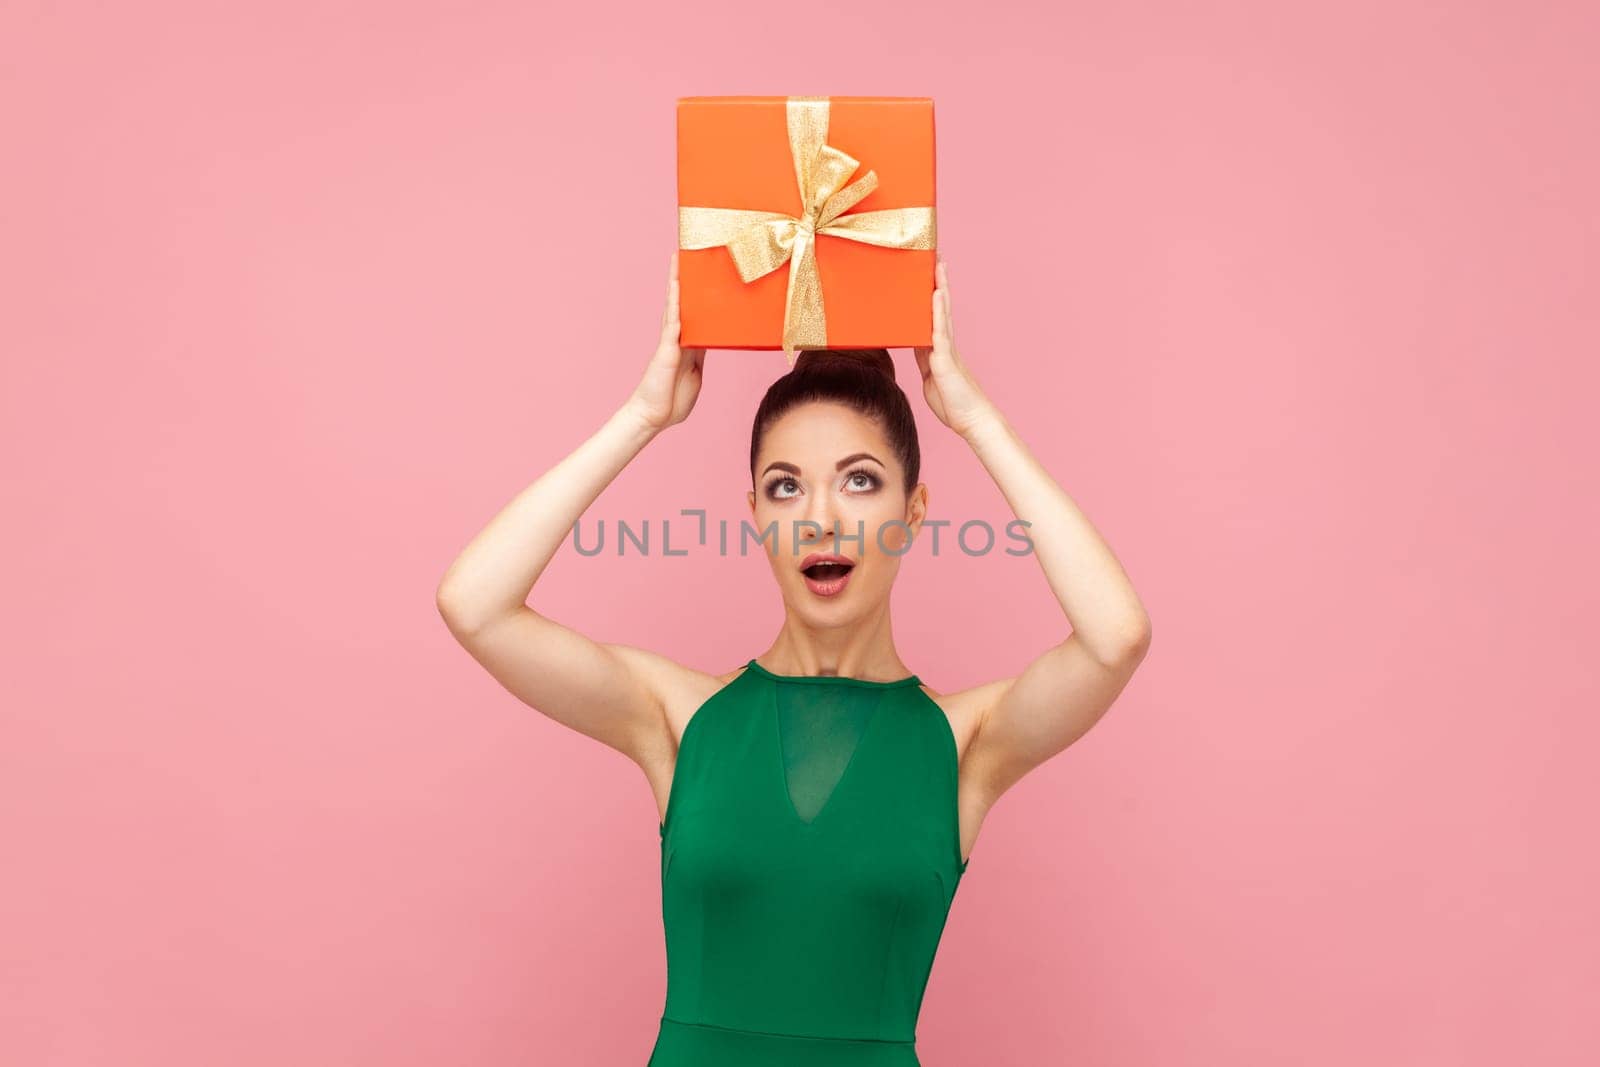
left=744, top=657, right=922, bottom=689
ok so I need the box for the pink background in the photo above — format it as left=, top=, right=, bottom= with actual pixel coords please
left=3, top=2, right=1596, bottom=1065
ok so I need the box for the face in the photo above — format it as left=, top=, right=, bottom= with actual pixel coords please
left=748, top=402, right=927, bottom=623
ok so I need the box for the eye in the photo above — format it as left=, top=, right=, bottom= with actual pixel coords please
left=764, top=476, right=800, bottom=501
left=762, top=466, right=883, bottom=502
left=843, top=466, right=882, bottom=493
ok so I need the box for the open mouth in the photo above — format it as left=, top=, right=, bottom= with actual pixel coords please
left=801, top=562, right=855, bottom=580
left=800, top=557, right=856, bottom=597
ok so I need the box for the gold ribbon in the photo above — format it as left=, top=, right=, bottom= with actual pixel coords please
left=679, top=96, right=937, bottom=364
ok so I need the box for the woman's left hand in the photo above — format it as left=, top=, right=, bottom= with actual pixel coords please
left=913, top=258, right=996, bottom=440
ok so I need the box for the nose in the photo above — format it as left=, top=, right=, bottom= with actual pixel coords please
left=800, top=486, right=840, bottom=546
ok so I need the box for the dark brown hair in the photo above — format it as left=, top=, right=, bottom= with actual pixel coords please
left=749, top=348, right=921, bottom=494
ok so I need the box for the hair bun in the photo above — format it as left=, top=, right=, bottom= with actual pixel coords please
left=792, top=347, right=896, bottom=383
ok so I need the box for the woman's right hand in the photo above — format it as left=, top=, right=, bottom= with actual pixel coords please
left=626, top=251, right=707, bottom=433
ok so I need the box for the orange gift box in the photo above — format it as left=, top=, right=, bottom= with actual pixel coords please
left=676, top=96, right=937, bottom=361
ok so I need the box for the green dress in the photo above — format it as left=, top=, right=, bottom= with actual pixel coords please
left=649, top=658, right=970, bottom=1066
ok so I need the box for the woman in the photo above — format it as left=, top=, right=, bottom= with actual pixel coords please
left=435, top=252, right=1152, bottom=1065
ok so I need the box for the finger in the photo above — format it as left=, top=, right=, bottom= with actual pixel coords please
left=931, top=284, right=946, bottom=343
left=937, top=260, right=953, bottom=337
left=662, top=279, right=681, bottom=340
left=662, top=251, right=682, bottom=330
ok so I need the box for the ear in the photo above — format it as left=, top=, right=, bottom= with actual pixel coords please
left=906, top=483, right=929, bottom=532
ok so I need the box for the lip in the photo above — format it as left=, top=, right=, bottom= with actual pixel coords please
left=799, top=552, right=856, bottom=598
left=800, top=552, right=857, bottom=570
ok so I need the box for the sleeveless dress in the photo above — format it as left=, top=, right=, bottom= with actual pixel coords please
left=648, top=658, right=970, bottom=1066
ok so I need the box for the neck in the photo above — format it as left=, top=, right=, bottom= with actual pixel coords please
left=760, top=619, right=909, bottom=681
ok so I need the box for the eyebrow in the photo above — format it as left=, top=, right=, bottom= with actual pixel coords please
left=760, top=452, right=885, bottom=479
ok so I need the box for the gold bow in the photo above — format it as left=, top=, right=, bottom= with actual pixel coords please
left=678, top=96, right=937, bottom=365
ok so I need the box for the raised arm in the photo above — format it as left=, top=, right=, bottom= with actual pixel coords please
left=434, top=252, right=709, bottom=768
left=912, top=257, right=1153, bottom=814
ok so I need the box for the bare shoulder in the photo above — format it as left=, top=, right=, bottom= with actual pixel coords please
left=916, top=676, right=1015, bottom=765
left=917, top=675, right=1015, bottom=868
left=615, top=646, right=749, bottom=825
left=610, top=645, right=748, bottom=765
